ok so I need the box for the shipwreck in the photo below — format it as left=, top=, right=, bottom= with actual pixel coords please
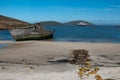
left=10, top=23, right=55, bottom=41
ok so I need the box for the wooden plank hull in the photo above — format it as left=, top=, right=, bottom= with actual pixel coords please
left=12, top=31, right=54, bottom=41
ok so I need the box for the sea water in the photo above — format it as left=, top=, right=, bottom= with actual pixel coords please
left=0, top=30, right=13, bottom=40
left=44, top=25, right=120, bottom=43
left=0, top=25, right=120, bottom=43
left=0, top=30, right=14, bottom=48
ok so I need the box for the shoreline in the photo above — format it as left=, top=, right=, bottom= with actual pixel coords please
left=1, top=40, right=120, bottom=44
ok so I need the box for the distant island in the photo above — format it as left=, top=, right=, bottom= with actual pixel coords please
left=39, top=20, right=94, bottom=27
left=0, top=15, right=31, bottom=30
left=39, top=21, right=63, bottom=26
left=64, top=20, right=94, bottom=26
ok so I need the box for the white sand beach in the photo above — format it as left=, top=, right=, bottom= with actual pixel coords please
left=0, top=41, right=120, bottom=80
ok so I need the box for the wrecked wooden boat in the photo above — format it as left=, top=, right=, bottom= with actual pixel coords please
left=10, top=23, right=55, bottom=41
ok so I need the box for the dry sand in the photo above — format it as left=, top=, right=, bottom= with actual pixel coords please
left=0, top=41, right=120, bottom=80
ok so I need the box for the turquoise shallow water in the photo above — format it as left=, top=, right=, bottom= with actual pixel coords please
left=0, top=25, right=120, bottom=43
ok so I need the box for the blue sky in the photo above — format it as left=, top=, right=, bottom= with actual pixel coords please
left=0, top=0, right=120, bottom=25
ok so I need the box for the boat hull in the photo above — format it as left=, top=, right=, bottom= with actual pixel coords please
left=12, top=31, right=54, bottom=41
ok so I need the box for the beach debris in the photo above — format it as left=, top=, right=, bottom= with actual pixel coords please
left=70, top=49, right=103, bottom=80
left=95, top=75, right=102, bottom=80
left=104, top=78, right=114, bottom=80
left=24, top=65, right=34, bottom=70
left=22, top=59, right=26, bottom=64
left=70, top=49, right=90, bottom=65
left=48, top=56, right=69, bottom=63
